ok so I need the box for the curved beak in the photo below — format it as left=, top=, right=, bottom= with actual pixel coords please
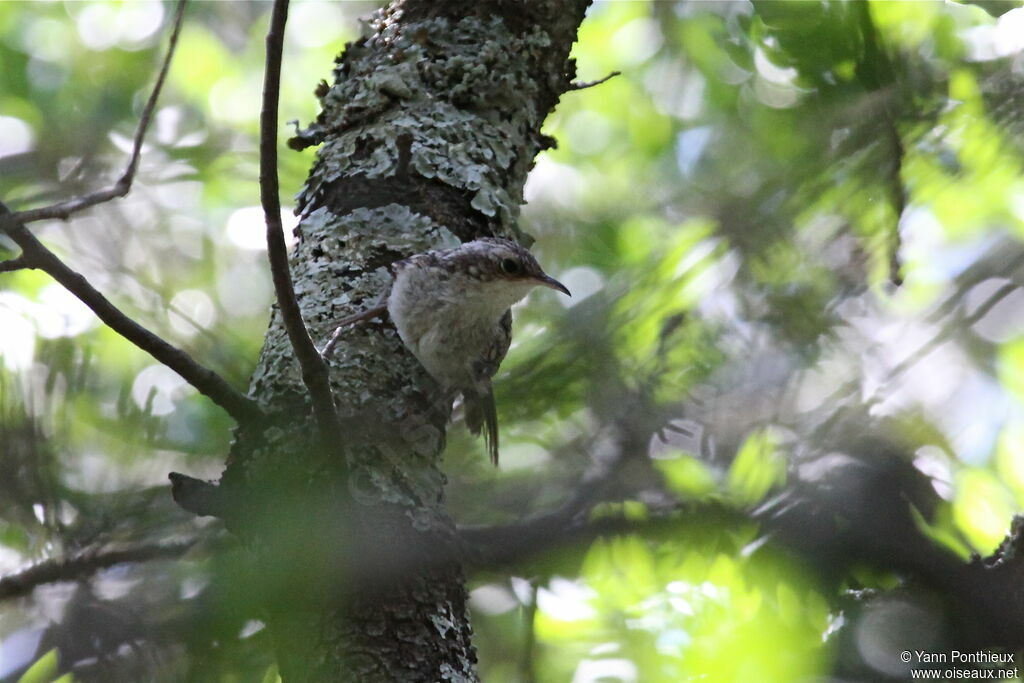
left=537, top=274, right=571, bottom=297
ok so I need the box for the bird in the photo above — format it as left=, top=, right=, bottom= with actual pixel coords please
left=324, top=238, right=570, bottom=465
left=388, top=238, right=570, bottom=466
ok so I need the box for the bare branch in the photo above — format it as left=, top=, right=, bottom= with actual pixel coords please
left=885, top=121, right=906, bottom=288
left=0, top=203, right=262, bottom=424
left=0, top=539, right=197, bottom=601
left=0, top=255, right=28, bottom=273
left=320, top=304, right=388, bottom=358
left=881, top=280, right=1017, bottom=388
left=567, top=70, right=621, bottom=92
left=460, top=503, right=741, bottom=570
left=461, top=421, right=647, bottom=565
left=9, top=0, right=187, bottom=225
left=260, top=0, right=344, bottom=447
left=855, top=2, right=905, bottom=287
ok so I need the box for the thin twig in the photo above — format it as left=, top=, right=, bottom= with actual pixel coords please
left=0, top=255, right=28, bottom=273
left=320, top=304, right=388, bottom=358
left=855, top=2, right=905, bottom=288
left=0, top=203, right=262, bottom=424
left=883, top=280, right=1018, bottom=385
left=9, top=0, right=188, bottom=225
left=519, top=580, right=539, bottom=683
left=260, top=0, right=343, bottom=447
left=567, top=70, right=621, bottom=92
left=885, top=119, right=906, bottom=287
left=935, top=248, right=1024, bottom=325
left=0, top=539, right=198, bottom=601
left=823, top=259, right=1024, bottom=415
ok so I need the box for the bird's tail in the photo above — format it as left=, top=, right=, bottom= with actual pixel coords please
left=464, top=388, right=499, bottom=466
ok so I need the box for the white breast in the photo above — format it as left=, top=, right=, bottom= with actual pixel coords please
left=387, top=263, right=531, bottom=389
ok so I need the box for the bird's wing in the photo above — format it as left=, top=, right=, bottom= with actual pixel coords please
left=464, top=387, right=499, bottom=466
left=482, top=310, right=513, bottom=377
left=464, top=310, right=512, bottom=467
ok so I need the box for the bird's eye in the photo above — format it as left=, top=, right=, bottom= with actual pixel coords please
left=500, top=258, right=521, bottom=275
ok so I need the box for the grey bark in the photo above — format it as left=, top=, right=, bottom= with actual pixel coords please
left=218, top=1, right=591, bottom=680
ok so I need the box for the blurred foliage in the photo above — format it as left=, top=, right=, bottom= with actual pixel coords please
left=3, top=0, right=1024, bottom=682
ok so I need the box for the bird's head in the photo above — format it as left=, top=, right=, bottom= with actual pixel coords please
left=449, top=238, right=570, bottom=310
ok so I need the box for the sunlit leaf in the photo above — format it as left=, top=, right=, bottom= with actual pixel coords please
left=727, top=428, right=786, bottom=505
left=17, top=649, right=58, bottom=683
left=655, top=451, right=719, bottom=498
left=952, top=468, right=1014, bottom=553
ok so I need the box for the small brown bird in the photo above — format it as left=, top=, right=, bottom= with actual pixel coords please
left=386, top=238, right=569, bottom=465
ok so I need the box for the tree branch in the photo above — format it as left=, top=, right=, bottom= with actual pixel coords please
left=884, top=118, right=907, bottom=287
left=461, top=419, right=651, bottom=565
left=260, top=0, right=344, bottom=447
left=0, top=255, right=28, bottom=273
left=0, top=539, right=197, bottom=601
left=567, top=70, right=621, bottom=91
left=0, top=203, right=262, bottom=424
left=855, top=1, right=905, bottom=287
left=320, top=304, right=388, bottom=358
left=457, top=460, right=1024, bottom=650
left=8, top=0, right=187, bottom=225
left=856, top=278, right=1020, bottom=411
left=0, top=1, right=256, bottom=419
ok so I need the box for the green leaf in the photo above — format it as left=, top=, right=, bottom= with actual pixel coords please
left=17, top=649, right=58, bottom=683
left=727, top=428, right=787, bottom=505
left=655, top=452, right=719, bottom=498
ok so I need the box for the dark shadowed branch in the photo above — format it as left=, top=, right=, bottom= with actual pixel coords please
left=884, top=120, right=907, bottom=287
left=8, top=0, right=187, bottom=225
left=0, top=255, right=28, bottom=273
left=461, top=416, right=659, bottom=565
left=259, top=0, right=344, bottom=447
left=17, top=446, right=1024, bottom=654
left=461, top=471, right=1024, bottom=651
left=0, top=203, right=262, bottom=423
left=459, top=504, right=730, bottom=569
left=0, top=539, right=198, bottom=601
left=855, top=1, right=905, bottom=287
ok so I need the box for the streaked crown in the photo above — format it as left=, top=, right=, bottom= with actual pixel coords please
left=396, top=238, right=570, bottom=296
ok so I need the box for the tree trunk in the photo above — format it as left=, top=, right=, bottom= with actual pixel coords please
left=221, top=1, right=590, bottom=680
